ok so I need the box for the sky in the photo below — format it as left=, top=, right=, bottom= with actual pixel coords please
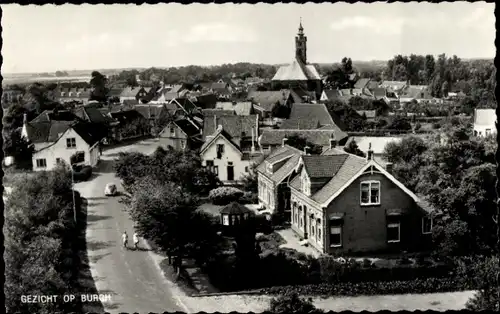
left=1, top=2, right=496, bottom=74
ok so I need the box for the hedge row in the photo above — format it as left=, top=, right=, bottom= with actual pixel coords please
left=258, top=277, right=473, bottom=297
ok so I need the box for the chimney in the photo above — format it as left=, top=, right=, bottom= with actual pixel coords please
left=329, top=135, right=337, bottom=149
left=386, top=162, right=393, bottom=174
left=282, top=137, right=288, bottom=147
left=251, top=127, right=256, bottom=153
left=255, top=115, right=259, bottom=138
left=23, top=113, right=28, bottom=125
left=304, top=146, right=310, bottom=155
left=213, top=115, right=217, bottom=131
left=367, top=142, right=374, bottom=160
left=217, top=124, right=223, bottom=132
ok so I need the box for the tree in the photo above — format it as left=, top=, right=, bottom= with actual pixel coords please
left=324, top=100, right=365, bottom=132
left=424, top=54, right=435, bottom=84
left=3, top=129, right=34, bottom=170
left=344, top=140, right=366, bottom=158
left=461, top=256, right=500, bottom=311
left=89, top=71, right=109, bottom=102
left=285, top=134, right=323, bottom=155
left=383, top=136, right=428, bottom=164
left=269, top=292, right=323, bottom=313
left=385, top=115, right=412, bottom=131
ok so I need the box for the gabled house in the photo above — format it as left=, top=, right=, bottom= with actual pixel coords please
left=106, top=109, right=151, bottom=142
left=134, top=104, right=170, bottom=135
left=247, top=90, right=294, bottom=118
left=215, top=101, right=254, bottom=116
left=399, top=85, right=432, bottom=105
left=119, top=87, right=148, bottom=104
left=473, top=108, right=497, bottom=137
left=379, top=81, right=407, bottom=95
left=256, top=144, right=304, bottom=214
left=170, top=97, right=200, bottom=117
left=21, top=115, right=101, bottom=171
left=158, top=118, right=203, bottom=151
left=152, top=84, right=186, bottom=103
left=288, top=148, right=436, bottom=255
left=200, top=115, right=261, bottom=184
left=73, top=106, right=113, bottom=142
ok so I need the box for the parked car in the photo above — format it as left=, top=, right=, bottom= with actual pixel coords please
left=71, top=165, right=93, bottom=182
left=105, top=183, right=118, bottom=196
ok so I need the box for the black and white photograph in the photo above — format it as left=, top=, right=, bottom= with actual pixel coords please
left=2, top=2, right=497, bottom=313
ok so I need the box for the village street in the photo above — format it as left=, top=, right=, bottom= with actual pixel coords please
left=74, top=138, right=190, bottom=313
left=73, top=137, right=478, bottom=313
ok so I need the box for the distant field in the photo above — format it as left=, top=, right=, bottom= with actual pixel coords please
left=2, top=75, right=91, bottom=85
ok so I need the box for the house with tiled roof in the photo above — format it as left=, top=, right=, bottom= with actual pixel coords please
left=259, top=129, right=348, bottom=153
left=21, top=114, right=101, bottom=171
left=256, top=144, right=305, bottom=214
left=271, top=21, right=322, bottom=99
left=354, top=78, right=371, bottom=89
left=202, top=109, right=236, bottom=117
left=247, top=90, right=294, bottom=118
left=169, top=97, right=200, bottom=117
left=105, top=109, right=151, bottom=143
left=133, top=104, right=172, bottom=135
left=214, top=101, right=254, bottom=116
left=288, top=145, right=436, bottom=255
left=158, top=118, right=203, bottom=151
left=379, top=81, right=408, bottom=95
left=280, top=103, right=344, bottom=131
left=72, top=106, right=113, bottom=141
left=119, top=87, right=148, bottom=104
left=200, top=115, right=261, bottom=184
left=473, top=108, right=497, bottom=137
left=399, top=85, right=432, bottom=105
left=211, top=82, right=233, bottom=99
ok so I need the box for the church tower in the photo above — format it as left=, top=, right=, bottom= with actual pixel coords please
left=295, top=18, right=307, bottom=64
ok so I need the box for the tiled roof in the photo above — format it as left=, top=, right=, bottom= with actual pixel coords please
left=134, top=104, right=165, bottom=120
left=174, top=119, right=201, bottom=137
left=284, top=103, right=336, bottom=128
left=120, top=87, right=142, bottom=98
left=272, top=58, right=321, bottom=81
left=400, top=86, right=431, bottom=99
left=220, top=202, right=252, bottom=215
left=194, top=93, right=218, bottom=109
left=73, top=107, right=110, bottom=124
left=380, top=81, right=407, bottom=90
left=248, top=90, right=291, bottom=112
left=211, top=82, right=227, bottom=90
left=367, top=81, right=380, bottom=89
left=280, top=118, right=320, bottom=130
left=260, top=129, right=348, bottom=147
left=202, top=109, right=235, bottom=117
left=474, top=108, right=497, bottom=126
left=109, top=109, right=146, bottom=123
left=302, top=155, right=349, bottom=178
left=203, top=114, right=258, bottom=141
left=215, top=102, right=234, bottom=111
left=200, top=127, right=243, bottom=154
left=31, top=110, right=81, bottom=123
left=354, top=78, right=371, bottom=89
left=71, top=122, right=101, bottom=146
left=234, top=102, right=253, bottom=116
left=170, top=84, right=184, bottom=94
left=371, top=88, right=387, bottom=98
left=321, top=147, right=348, bottom=155
left=347, top=136, right=403, bottom=155
left=322, top=89, right=341, bottom=100
left=290, top=154, right=369, bottom=204
left=256, top=145, right=304, bottom=184
left=172, top=98, right=198, bottom=114
left=290, top=88, right=317, bottom=103
left=25, top=120, right=99, bottom=147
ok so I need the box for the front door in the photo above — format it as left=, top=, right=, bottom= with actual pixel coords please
left=227, top=165, right=234, bottom=181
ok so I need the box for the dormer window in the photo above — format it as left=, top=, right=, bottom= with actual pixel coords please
left=301, top=172, right=310, bottom=196
left=68, top=92, right=73, bottom=97
left=76, top=92, right=81, bottom=97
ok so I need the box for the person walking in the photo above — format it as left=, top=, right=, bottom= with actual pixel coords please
left=133, top=232, right=139, bottom=250
left=122, top=231, right=128, bottom=249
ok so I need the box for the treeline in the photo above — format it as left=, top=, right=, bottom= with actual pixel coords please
left=5, top=167, right=90, bottom=313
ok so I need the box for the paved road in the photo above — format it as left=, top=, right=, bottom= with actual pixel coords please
left=75, top=138, right=189, bottom=313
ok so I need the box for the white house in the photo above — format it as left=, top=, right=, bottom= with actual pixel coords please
left=22, top=115, right=100, bottom=171
left=473, top=108, right=497, bottom=137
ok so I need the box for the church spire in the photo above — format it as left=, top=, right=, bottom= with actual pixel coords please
left=295, top=18, right=307, bottom=64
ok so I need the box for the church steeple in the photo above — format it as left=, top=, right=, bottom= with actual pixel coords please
left=295, top=18, right=307, bottom=64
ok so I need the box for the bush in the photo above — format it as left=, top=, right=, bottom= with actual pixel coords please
left=72, top=166, right=92, bottom=182
left=209, top=187, right=244, bottom=205
left=239, top=191, right=258, bottom=204
left=269, top=291, right=323, bottom=313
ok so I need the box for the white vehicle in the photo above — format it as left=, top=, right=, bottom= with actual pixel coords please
left=104, top=183, right=118, bottom=196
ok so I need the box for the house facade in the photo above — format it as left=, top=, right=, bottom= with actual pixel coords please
left=22, top=118, right=100, bottom=171
left=256, top=144, right=304, bottom=214
left=158, top=118, right=202, bottom=151
left=287, top=152, right=435, bottom=255
left=473, top=108, right=496, bottom=137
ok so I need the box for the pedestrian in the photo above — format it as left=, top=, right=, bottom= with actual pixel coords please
left=122, top=231, right=128, bottom=249
left=133, top=232, right=139, bottom=250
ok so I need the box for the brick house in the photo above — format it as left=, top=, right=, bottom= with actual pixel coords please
left=256, top=144, right=304, bottom=214
left=287, top=144, right=435, bottom=255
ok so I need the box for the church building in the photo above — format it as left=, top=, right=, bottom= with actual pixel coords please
left=271, top=20, right=323, bottom=100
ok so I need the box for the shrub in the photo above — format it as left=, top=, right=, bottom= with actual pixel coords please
left=209, top=187, right=244, bottom=205
left=239, top=191, right=258, bottom=204
left=72, top=166, right=92, bottom=182
left=269, top=291, right=323, bottom=313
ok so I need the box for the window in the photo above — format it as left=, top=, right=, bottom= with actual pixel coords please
left=213, top=166, right=219, bottom=175
left=360, top=181, right=380, bottom=205
left=206, top=160, right=214, bottom=168
left=36, top=158, right=47, bottom=168
left=216, top=144, right=225, bottom=159
left=181, top=140, right=186, bottom=149
left=422, top=217, right=433, bottom=234
left=387, top=223, right=400, bottom=243
left=486, top=129, right=491, bottom=136
left=66, top=138, right=76, bottom=148
left=170, top=127, right=175, bottom=136
left=71, top=151, right=85, bottom=164
left=330, top=226, right=342, bottom=247
left=316, top=218, right=322, bottom=242
left=299, top=207, right=303, bottom=227
left=222, top=215, right=229, bottom=226
left=245, top=166, right=249, bottom=172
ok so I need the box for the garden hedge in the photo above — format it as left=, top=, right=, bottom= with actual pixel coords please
left=209, top=187, right=244, bottom=205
